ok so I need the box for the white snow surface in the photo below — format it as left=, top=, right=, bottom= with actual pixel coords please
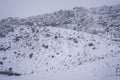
left=0, top=26, right=120, bottom=80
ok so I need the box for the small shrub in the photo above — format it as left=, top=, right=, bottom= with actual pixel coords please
left=2, top=57, right=7, bottom=60
left=88, top=43, right=94, bottom=46
left=42, top=44, right=48, bottom=49
left=0, top=71, right=21, bottom=76
left=29, top=53, right=33, bottom=59
left=46, top=34, right=50, bottom=37
left=73, top=39, right=78, bottom=43
left=0, top=46, right=10, bottom=51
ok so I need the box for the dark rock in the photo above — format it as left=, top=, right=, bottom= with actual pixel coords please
left=0, top=61, right=3, bottom=65
left=88, top=43, right=94, bottom=46
left=29, top=53, right=33, bottom=59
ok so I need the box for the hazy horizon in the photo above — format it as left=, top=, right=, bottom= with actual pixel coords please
left=0, top=0, right=120, bottom=19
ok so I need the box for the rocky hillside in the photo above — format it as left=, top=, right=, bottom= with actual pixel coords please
left=0, top=4, right=120, bottom=39
left=0, top=4, right=120, bottom=80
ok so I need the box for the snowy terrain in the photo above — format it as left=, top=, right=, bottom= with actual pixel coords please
left=0, top=4, right=120, bottom=80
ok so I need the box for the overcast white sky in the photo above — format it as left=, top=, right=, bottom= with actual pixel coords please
left=0, top=0, right=120, bottom=19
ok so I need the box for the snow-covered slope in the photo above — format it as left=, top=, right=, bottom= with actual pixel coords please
left=0, top=26, right=120, bottom=80
left=0, top=4, right=120, bottom=80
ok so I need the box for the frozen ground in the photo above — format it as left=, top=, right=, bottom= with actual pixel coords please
left=0, top=53, right=120, bottom=80
left=0, top=26, right=120, bottom=80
